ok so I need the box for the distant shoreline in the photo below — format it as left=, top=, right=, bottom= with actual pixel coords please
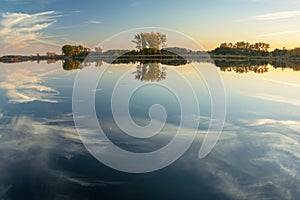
left=1, top=53, right=299, bottom=64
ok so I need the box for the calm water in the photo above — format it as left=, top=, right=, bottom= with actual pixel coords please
left=0, top=60, right=300, bottom=199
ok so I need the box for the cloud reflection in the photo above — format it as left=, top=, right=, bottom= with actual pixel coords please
left=180, top=118, right=300, bottom=199
left=248, top=93, right=300, bottom=107
left=0, top=67, right=60, bottom=103
left=0, top=113, right=87, bottom=198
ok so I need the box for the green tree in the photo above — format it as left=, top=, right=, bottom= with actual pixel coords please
left=62, top=45, right=74, bottom=57
left=132, top=32, right=167, bottom=51
left=62, top=45, right=90, bottom=57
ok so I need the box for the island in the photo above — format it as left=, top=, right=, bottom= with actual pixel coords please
left=1, top=32, right=300, bottom=72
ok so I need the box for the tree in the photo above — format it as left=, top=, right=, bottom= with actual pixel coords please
left=95, top=47, right=103, bottom=53
left=293, top=48, right=300, bottom=57
left=62, top=45, right=74, bottom=57
left=132, top=32, right=167, bottom=51
left=62, top=45, right=91, bottom=57
left=211, top=41, right=271, bottom=57
left=271, top=48, right=288, bottom=57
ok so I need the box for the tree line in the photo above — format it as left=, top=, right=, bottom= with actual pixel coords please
left=211, top=41, right=300, bottom=58
left=60, top=34, right=300, bottom=59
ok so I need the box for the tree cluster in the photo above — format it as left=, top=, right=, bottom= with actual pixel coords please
left=211, top=41, right=270, bottom=56
left=211, top=41, right=300, bottom=58
left=269, top=47, right=300, bottom=58
left=132, top=32, right=167, bottom=53
left=220, top=42, right=270, bottom=51
left=62, top=45, right=91, bottom=57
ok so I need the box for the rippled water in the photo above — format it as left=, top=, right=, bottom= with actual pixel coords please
left=0, top=60, right=300, bottom=199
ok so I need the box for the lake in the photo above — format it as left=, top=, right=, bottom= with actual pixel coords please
left=0, top=60, right=300, bottom=199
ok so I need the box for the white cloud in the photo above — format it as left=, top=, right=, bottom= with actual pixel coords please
left=85, top=20, right=101, bottom=24
left=248, top=93, right=300, bottom=107
left=0, top=11, right=62, bottom=50
left=250, top=118, right=300, bottom=133
left=256, top=77, right=300, bottom=87
left=251, top=10, right=300, bottom=20
left=250, top=0, right=300, bottom=3
left=257, top=29, right=300, bottom=37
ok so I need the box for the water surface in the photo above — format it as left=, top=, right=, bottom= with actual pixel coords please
left=0, top=60, right=300, bottom=199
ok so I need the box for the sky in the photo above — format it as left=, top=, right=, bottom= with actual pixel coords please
left=0, top=0, right=300, bottom=55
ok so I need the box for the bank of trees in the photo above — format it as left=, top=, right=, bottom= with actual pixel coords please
left=60, top=38, right=300, bottom=60
left=211, top=41, right=300, bottom=58
left=270, top=47, right=300, bottom=58
left=211, top=41, right=270, bottom=56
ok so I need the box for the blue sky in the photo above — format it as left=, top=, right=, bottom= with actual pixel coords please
left=0, top=0, right=300, bottom=55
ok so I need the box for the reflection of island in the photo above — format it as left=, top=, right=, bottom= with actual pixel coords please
left=219, top=65, right=269, bottom=74
left=112, top=56, right=188, bottom=66
left=271, top=61, right=300, bottom=71
left=133, top=62, right=167, bottom=82
left=214, top=59, right=300, bottom=74
left=215, top=60, right=269, bottom=74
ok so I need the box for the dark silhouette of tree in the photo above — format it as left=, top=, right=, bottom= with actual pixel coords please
left=211, top=41, right=271, bottom=56
left=271, top=48, right=288, bottom=57
left=62, top=45, right=73, bottom=57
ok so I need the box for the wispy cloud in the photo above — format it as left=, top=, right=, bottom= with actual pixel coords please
left=0, top=112, right=125, bottom=197
left=257, top=30, right=300, bottom=37
left=256, top=78, right=300, bottom=87
left=257, top=29, right=300, bottom=37
left=250, top=118, right=300, bottom=130
left=69, top=10, right=81, bottom=13
left=248, top=93, right=300, bottom=106
left=180, top=117, right=300, bottom=199
left=0, top=11, right=62, bottom=50
left=85, top=20, right=101, bottom=24
left=251, top=10, right=300, bottom=20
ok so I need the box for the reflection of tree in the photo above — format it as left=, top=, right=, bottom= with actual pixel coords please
left=62, top=59, right=83, bottom=71
left=215, top=59, right=300, bottom=73
left=215, top=60, right=269, bottom=74
left=220, top=65, right=269, bottom=74
left=133, top=62, right=167, bottom=82
left=62, top=59, right=104, bottom=71
left=96, top=61, right=103, bottom=67
left=272, top=61, right=300, bottom=71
